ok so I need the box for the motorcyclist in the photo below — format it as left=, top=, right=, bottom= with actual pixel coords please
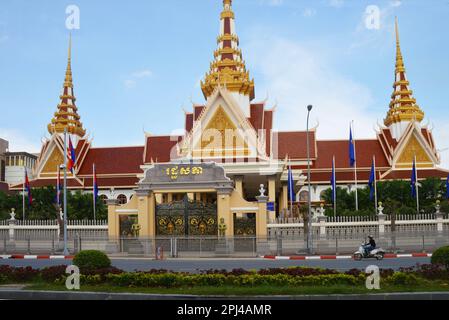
left=363, top=235, right=376, bottom=256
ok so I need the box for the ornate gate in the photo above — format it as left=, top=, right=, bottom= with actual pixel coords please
left=156, top=196, right=218, bottom=236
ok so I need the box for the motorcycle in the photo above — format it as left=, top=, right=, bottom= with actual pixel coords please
left=353, top=242, right=385, bottom=261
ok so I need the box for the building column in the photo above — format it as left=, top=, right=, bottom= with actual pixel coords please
left=217, top=192, right=232, bottom=236
left=136, top=191, right=156, bottom=238
left=268, top=176, right=276, bottom=222
left=167, top=193, right=173, bottom=203
left=280, top=183, right=288, bottom=216
left=106, top=198, right=119, bottom=238
left=187, top=193, right=194, bottom=201
left=195, top=193, right=201, bottom=201
left=234, top=176, right=244, bottom=198
left=256, top=195, right=269, bottom=237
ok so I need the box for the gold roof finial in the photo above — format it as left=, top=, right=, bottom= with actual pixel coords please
left=201, top=0, right=255, bottom=100
left=47, top=35, right=86, bottom=137
left=384, top=18, right=424, bottom=127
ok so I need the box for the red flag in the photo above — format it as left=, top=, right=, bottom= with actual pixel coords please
left=67, top=137, right=76, bottom=173
left=25, top=170, right=33, bottom=206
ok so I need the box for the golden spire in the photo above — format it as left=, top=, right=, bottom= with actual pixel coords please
left=384, top=18, right=424, bottom=126
left=201, top=0, right=255, bottom=100
left=48, top=35, right=86, bottom=137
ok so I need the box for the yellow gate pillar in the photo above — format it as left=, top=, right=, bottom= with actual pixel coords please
left=136, top=190, right=156, bottom=238
left=217, top=192, right=233, bottom=236
left=256, top=195, right=269, bottom=237
left=106, top=198, right=119, bottom=238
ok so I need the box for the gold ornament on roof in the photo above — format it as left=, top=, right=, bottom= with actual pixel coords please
left=384, top=18, right=424, bottom=127
left=48, top=34, right=86, bottom=137
left=201, top=0, right=255, bottom=100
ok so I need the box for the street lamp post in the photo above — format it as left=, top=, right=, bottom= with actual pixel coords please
left=306, top=105, right=313, bottom=255
left=63, top=129, right=69, bottom=256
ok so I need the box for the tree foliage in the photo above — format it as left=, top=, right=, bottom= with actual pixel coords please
left=0, top=187, right=107, bottom=220
left=321, top=177, right=447, bottom=216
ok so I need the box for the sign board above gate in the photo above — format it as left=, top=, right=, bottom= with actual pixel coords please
left=138, top=162, right=234, bottom=194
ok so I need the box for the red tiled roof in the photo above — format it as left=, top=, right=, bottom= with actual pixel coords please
left=274, top=131, right=316, bottom=160
left=144, top=136, right=182, bottom=164
left=313, top=140, right=389, bottom=169
left=84, top=177, right=140, bottom=188
left=309, top=170, right=388, bottom=183
left=194, top=106, right=205, bottom=121
left=249, top=103, right=264, bottom=130
left=78, top=146, right=144, bottom=175
left=185, top=113, right=194, bottom=133
left=10, top=179, right=83, bottom=190
left=382, top=168, right=449, bottom=180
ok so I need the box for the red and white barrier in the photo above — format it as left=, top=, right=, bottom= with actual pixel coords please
left=261, top=253, right=432, bottom=260
left=0, top=255, right=73, bottom=260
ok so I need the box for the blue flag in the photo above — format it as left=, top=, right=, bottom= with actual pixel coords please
left=349, top=126, right=356, bottom=167
left=287, top=166, right=295, bottom=202
left=446, top=174, right=449, bottom=200
left=411, top=159, right=417, bottom=199
left=368, top=160, right=375, bottom=201
left=330, top=158, right=336, bottom=202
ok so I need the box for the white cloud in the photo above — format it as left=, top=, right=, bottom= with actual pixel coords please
left=124, top=69, right=153, bottom=89
left=329, top=0, right=344, bottom=8
left=246, top=35, right=378, bottom=142
left=259, top=0, right=284, bottom=7
left=302, top=8, right=316, bottom=18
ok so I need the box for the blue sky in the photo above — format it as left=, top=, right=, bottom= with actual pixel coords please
left=1, top=0, right=449, bottom=167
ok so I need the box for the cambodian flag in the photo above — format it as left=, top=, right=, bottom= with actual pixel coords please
left=25, top=170, right=32, bottom=206
left=368, top=160, right=376, bottom=201
left=93, top=164, right=99, bottom=205
left=411, top=158, right=417, bottom=199
left=287, top=165, right=295, bottom=202
left=349, top=126, right=356, bottom=168
left=446, top=174, right=449, bottom=200
left=67, top=137, right=76, bottom=173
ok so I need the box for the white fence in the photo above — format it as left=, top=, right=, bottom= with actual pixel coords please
left=0, top=219, right=108, bottom=241
left=268, top=213, right=449, bottom=239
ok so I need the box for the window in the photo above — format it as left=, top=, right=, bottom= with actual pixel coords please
left=117, top=194, right=128, bottom=205
left=99, top=195, right=108, bottom=205
left=299, top=191, right=310, bottom=202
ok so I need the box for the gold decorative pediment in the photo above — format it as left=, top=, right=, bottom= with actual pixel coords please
left=396, top=134, right=433, bottom=168
left=194, top=106, right=250, bottom=158
left=41, top=148, right=64, bottom=174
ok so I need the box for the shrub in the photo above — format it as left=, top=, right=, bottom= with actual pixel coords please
left=105, top=272, right=360, bottom=288
left=414, top=264, right=449, bottom=280
left=386, top=272, right=419, bottom=286
left=40, top=266, right=68, bottom=282
left=73, top=250, right=111, bottom=271
left=431, top=246, right=449, bottom=271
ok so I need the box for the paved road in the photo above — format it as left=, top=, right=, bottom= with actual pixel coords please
left=0, top=257, right=431, bottom=272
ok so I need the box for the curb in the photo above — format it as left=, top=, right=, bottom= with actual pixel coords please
left=0, top=290, right=449, bottom=300
left=261, top=253, right=433, bottom=260
left=0, top=255, right=74, bottom=260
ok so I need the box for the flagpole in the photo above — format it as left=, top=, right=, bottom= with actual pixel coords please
left=352, top=121, right=359, bottom=211
left=63, top=129, right=68, bottom=256
left=373, top=155, right=378, bottom=214
left=289, top=160, right=293, bottom=219
left=22, top=168, right=25, bottom=221
left=93, top=163, right=96, bottom=221
left=333, top=156, right=337, bottom=217
left=415, top=155, right=420, bottom=215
